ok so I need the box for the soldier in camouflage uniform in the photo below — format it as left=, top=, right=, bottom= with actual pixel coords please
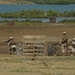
left=6, top=37, right=16, bottom=54
left=61, top=32, right=68, bottom=55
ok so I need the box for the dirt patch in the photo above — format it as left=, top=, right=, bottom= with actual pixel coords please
left=0, top=25, right=75, bottom=54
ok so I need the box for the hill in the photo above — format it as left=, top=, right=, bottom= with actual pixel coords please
left=26, top=0, right=75, bottom=4
left=0, top=0, right=34, bottom=4
left=0, top=0, right=75, bottom=4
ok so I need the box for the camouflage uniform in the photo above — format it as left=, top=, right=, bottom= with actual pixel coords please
left=69, top=38, right=75, bottom=53
left=7, top=37, right=16, bottom=54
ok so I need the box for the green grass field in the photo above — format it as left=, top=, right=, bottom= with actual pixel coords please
left=0, top=55, right=75, bottom=75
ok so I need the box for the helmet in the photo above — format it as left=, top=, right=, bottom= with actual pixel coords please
left=10, top=37, right=13, bottom=39
left=63, top=32, right=66, bottom=34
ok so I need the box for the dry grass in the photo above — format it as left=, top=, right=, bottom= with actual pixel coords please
left=0, top=55, right=75, bottom=75
left=0, top=25, right=75, bottom=40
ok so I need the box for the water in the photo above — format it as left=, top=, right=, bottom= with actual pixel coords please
left=0, top=17, right=75, bottom=22
left=56, top=17, right=75, bottom=22
left=0, top=4, right=75, bottom=13
left=0, top=17, right=50, bottom=22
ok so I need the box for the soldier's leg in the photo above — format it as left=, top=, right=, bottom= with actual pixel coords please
left=71, top=47, right=75, bottom=53
left=69, top=46, right=75, bottom=56
left=9, top=48, right=12, bottom=55
left=13, top=48, right=16, bottom=53
left=61, top=44, right=65, bottom=55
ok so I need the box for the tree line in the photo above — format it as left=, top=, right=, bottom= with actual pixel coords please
left=0, top=9, right=75, bottom=18
left=26, top=0, right=75, bottom=4
left=1, top=0, right=75, bottom=4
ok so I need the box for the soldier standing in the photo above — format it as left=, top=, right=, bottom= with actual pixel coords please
left=61, top=32, right=68, bottom=55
